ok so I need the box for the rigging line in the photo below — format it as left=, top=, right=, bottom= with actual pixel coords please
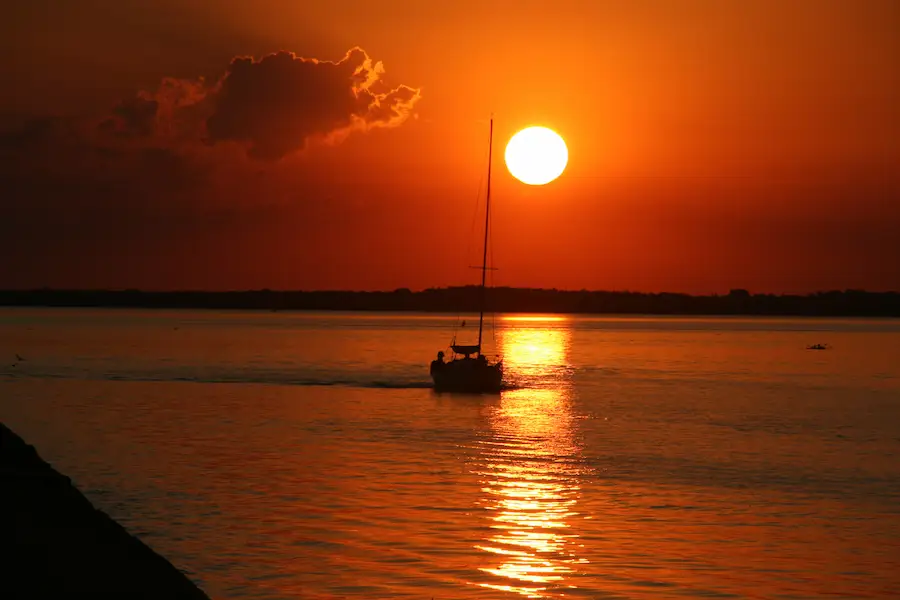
left=483, top=114, right=498, bottom=353
left=476, top=116, right=494, bottom=353
left=466, top=159, right=486, bottom=279
left=454, top=127, right=490, bottom=336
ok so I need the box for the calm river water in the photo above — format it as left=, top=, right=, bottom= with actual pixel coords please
left=2, top=308, right=899, bottom=598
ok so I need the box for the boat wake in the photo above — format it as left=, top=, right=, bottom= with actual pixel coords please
left=2, top=363, right=434, bottom=390
left=2, top=359, right=554, bottom=392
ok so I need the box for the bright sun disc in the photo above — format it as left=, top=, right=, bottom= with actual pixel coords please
left=504, top=126, right=568, bottom=186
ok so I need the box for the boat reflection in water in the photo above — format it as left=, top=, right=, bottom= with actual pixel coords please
left=473, top=316, right=588, bottom=597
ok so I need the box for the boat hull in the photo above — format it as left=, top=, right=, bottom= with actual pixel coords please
left=431, top=359, right=503, bottom=394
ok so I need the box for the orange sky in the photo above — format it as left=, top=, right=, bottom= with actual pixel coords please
left=1, top=0, right=898, bottom=293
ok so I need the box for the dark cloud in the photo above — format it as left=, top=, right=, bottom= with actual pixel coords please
left=86, top=47, right=421, bottom=159
left=206, top=48, right=420, bottom=158
left=364, top=84, right=420, bottom=128
left=91, top=77, right=214, bottom=150
left=0, top=45, right=423, bottom=288
left=99, top=96, right=159, bottom=137
left=0, top=45, right=420, bottom=250
left=9, top=46, right=420, bottom=160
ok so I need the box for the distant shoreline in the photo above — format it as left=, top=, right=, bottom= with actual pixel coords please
left=1, top=287, right=898, bottom=317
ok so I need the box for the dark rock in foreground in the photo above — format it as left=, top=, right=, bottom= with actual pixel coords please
left=0, top=422, right=211, bottom=600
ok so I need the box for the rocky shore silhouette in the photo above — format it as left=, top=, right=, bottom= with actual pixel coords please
left=0, top=422, right=210, bottom=599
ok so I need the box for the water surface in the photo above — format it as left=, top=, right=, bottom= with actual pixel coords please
left=2, top=308, right=899, bottom=598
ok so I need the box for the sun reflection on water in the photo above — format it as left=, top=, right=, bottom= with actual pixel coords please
left=473, top=319, right=586, bottom=598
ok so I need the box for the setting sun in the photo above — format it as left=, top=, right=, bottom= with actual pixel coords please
left=504, top=126, right=568, bottom=186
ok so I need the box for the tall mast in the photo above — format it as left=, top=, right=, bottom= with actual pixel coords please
left=477, top=117, right=493, bottom=353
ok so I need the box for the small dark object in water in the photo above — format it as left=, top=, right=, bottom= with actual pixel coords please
left=806, top=343, right=829, bottom=350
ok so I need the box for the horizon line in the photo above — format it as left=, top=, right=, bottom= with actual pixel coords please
left=1, top=286, right=898, bottom=296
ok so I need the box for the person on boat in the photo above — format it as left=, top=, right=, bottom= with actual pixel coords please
left=477, top=354, right=488, bottom=367
left=430, top=351, right=445, bottom=374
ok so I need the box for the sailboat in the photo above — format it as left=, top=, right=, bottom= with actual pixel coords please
left=430, top=118, right=504, bottom=393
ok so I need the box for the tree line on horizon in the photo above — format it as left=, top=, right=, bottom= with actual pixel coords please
left=1, top=287, right=898, bottom=316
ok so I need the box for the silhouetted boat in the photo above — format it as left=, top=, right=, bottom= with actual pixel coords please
left=430, top=118, right=504, bottom=393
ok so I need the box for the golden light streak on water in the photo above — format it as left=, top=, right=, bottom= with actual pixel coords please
left=473, top=322, right=587, bottom=597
